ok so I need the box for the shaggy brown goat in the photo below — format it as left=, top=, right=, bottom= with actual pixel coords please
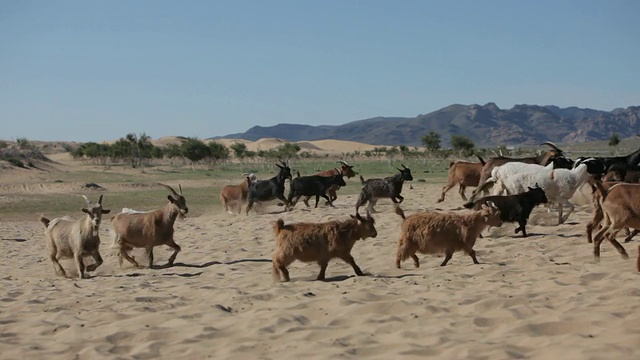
left=272, top=212, right=377, bottom=282
left=394, top=202, right=502, bottom=268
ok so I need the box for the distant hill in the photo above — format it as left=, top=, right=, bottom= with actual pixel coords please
left=215, top=103, right=640, bottom=147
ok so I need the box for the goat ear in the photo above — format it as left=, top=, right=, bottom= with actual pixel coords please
left=167, top=195, right=176, bottom=203
left=102, top=209, right=111, bottom=214
left=81, top=208, right=91, bottom=215
left=275, top=163, right=283, bottom=169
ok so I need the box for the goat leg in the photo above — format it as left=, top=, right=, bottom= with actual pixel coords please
left=86, top=250, right=103, bottom=272
left=440, top=250, right=454, bottom=266
left=316, top=260, right=329, bottom=280
left=74, top=253, right=86, bottom=279
left=50, top=254, right=67, bottom=277
left=320, top=193, right=334, bottom=208
left=624, top=229, right=639, bottom=243
left=147, top=247, right=155, bottom=269
left=341, top=254, right=364, bottom=276
left=166, top=239, right=181, bottom=266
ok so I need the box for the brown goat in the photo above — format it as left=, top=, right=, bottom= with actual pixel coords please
left=394, top=202, right=502, bottom=268
left=111, top=183, right=188, bottom=269
left=272, top=212, right=377, bottom=282
left=437, top=156, right=487, bottom=203
left=219, top=173, right=256, bottom=214
left=591, top=182, right=640, bottom=260
left=586, top=180, right=638, bottom=244
left=467, top=142, right=563, bottom=203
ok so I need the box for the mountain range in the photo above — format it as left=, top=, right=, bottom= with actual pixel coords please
left=215, top=103, right=640, bottom=147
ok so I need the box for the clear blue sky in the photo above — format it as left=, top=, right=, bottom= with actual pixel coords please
left=2, top=0, right=639, bottom=142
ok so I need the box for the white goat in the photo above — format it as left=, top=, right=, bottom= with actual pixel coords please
left=489, top=162, right=593, bottom=224
left=111, top=183, right=188, bottom=269
left=39, top=195, right=111, bottom=279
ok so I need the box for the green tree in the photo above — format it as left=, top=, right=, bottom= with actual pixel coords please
left=277, top=142, right=301, bottom=160
left=450, top=135, right=475, bottom=156
left=609, top=133, right=620, bottom=147
left=207, top=141, right=230, bottom=167
left=421, top=131, right=441, bottom=152
left=180, top=137, right=211, bottom=169
left=230, top=142, right=248, bottom=160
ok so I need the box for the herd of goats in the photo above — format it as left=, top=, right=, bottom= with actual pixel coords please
left=39, top=141, right=640, bottom=281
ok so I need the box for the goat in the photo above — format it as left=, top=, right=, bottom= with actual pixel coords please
left=590, top=182, right=640, bottom=260
left=287, top=170, right=347, bottom=209
left=467, top=142, right=564, bottom=203
left=437, top=155, right=487, bottom=203
left=40, top=195, right=111, bottom=279
left=464, top=185, right=548, bottom=237
left=246, top=160, right=293, bottom=214
left=574, top=141, right=640, bottom=179
left=302, top=160, right=357, bottom=206
left=603, top=164, right=640, bottom=183
left=219, top=173, right=257, bottom=214
left=486, top=161, right=594, bottom=224
left=355, top=164, right=413, bottom=214
left=394, top=202, right=502, bottom=268
left=111, top=183, right=188, bottom=269
left=586, top=180, right=639, bottom=244
left=271, top=212, right=378, bottom=281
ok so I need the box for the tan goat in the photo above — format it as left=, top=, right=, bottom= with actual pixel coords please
left=272, top=212, right=378, bottom=282
left=40, top=195, right=111, bottom=279
left=591, top=182, right=640, bottom=260
left=437, top=156, right=487, bottom=203
left=586, top=180, right=638, bottom=244
left=219, top=173, right=257, bottom=214
left=394, top=202, right=502, bottom=268
left=111, top=183, right=188, bottom=269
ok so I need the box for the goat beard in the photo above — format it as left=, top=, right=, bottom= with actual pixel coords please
left=92, top=226, right=99, bottom=237
left=178, top=210, right=187, bottom=220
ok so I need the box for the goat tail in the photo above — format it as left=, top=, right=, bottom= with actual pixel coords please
left=463, top=201, right=475, bottom=209
left=39, top=215, right=50, bottom=228
left=394, top=204, right=406, bottom=220
left=448, top=161, right=455, bottom=169
left=273, top=219, right=285, bottom=235
left=359, top=175, right=365, bottom=185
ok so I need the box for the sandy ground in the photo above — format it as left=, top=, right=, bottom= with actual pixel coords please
left=1, top=161, right=639, bottom=360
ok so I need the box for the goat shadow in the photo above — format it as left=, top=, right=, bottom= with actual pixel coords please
left=1, top=238, right=27, bottom=242
left=153, top=258, right=272, bottom=270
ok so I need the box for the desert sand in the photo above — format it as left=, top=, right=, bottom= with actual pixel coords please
left=1, top=139, right=639, bottom=360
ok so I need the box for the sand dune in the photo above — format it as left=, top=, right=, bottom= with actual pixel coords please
left=1, top=173, right=639, bottom=359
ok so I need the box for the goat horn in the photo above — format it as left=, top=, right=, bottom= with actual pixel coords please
left=540, top=141, right=563, bottom=152
left=241, top=172, right=250, bottom=177
left=158, top=183, right=179, bottom=197
left=401, top=164, right=407, bottom=169
left=179, top=184, right=183, bottom=195
left=337, top=160, right=350, bottom=166
left=98, top=194, right=103, bottom=205
left=81, top=195, right=91, bottom=206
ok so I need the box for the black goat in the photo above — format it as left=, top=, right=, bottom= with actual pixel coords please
left=355, top=164, right=413, bottom=214
left=245, top=160, right=293, bottom=215
left=463, top=185, right=548, bottom=237
left=287, top=171, right=347, bottom=209
left=574, top=142, right=640, bottom=178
